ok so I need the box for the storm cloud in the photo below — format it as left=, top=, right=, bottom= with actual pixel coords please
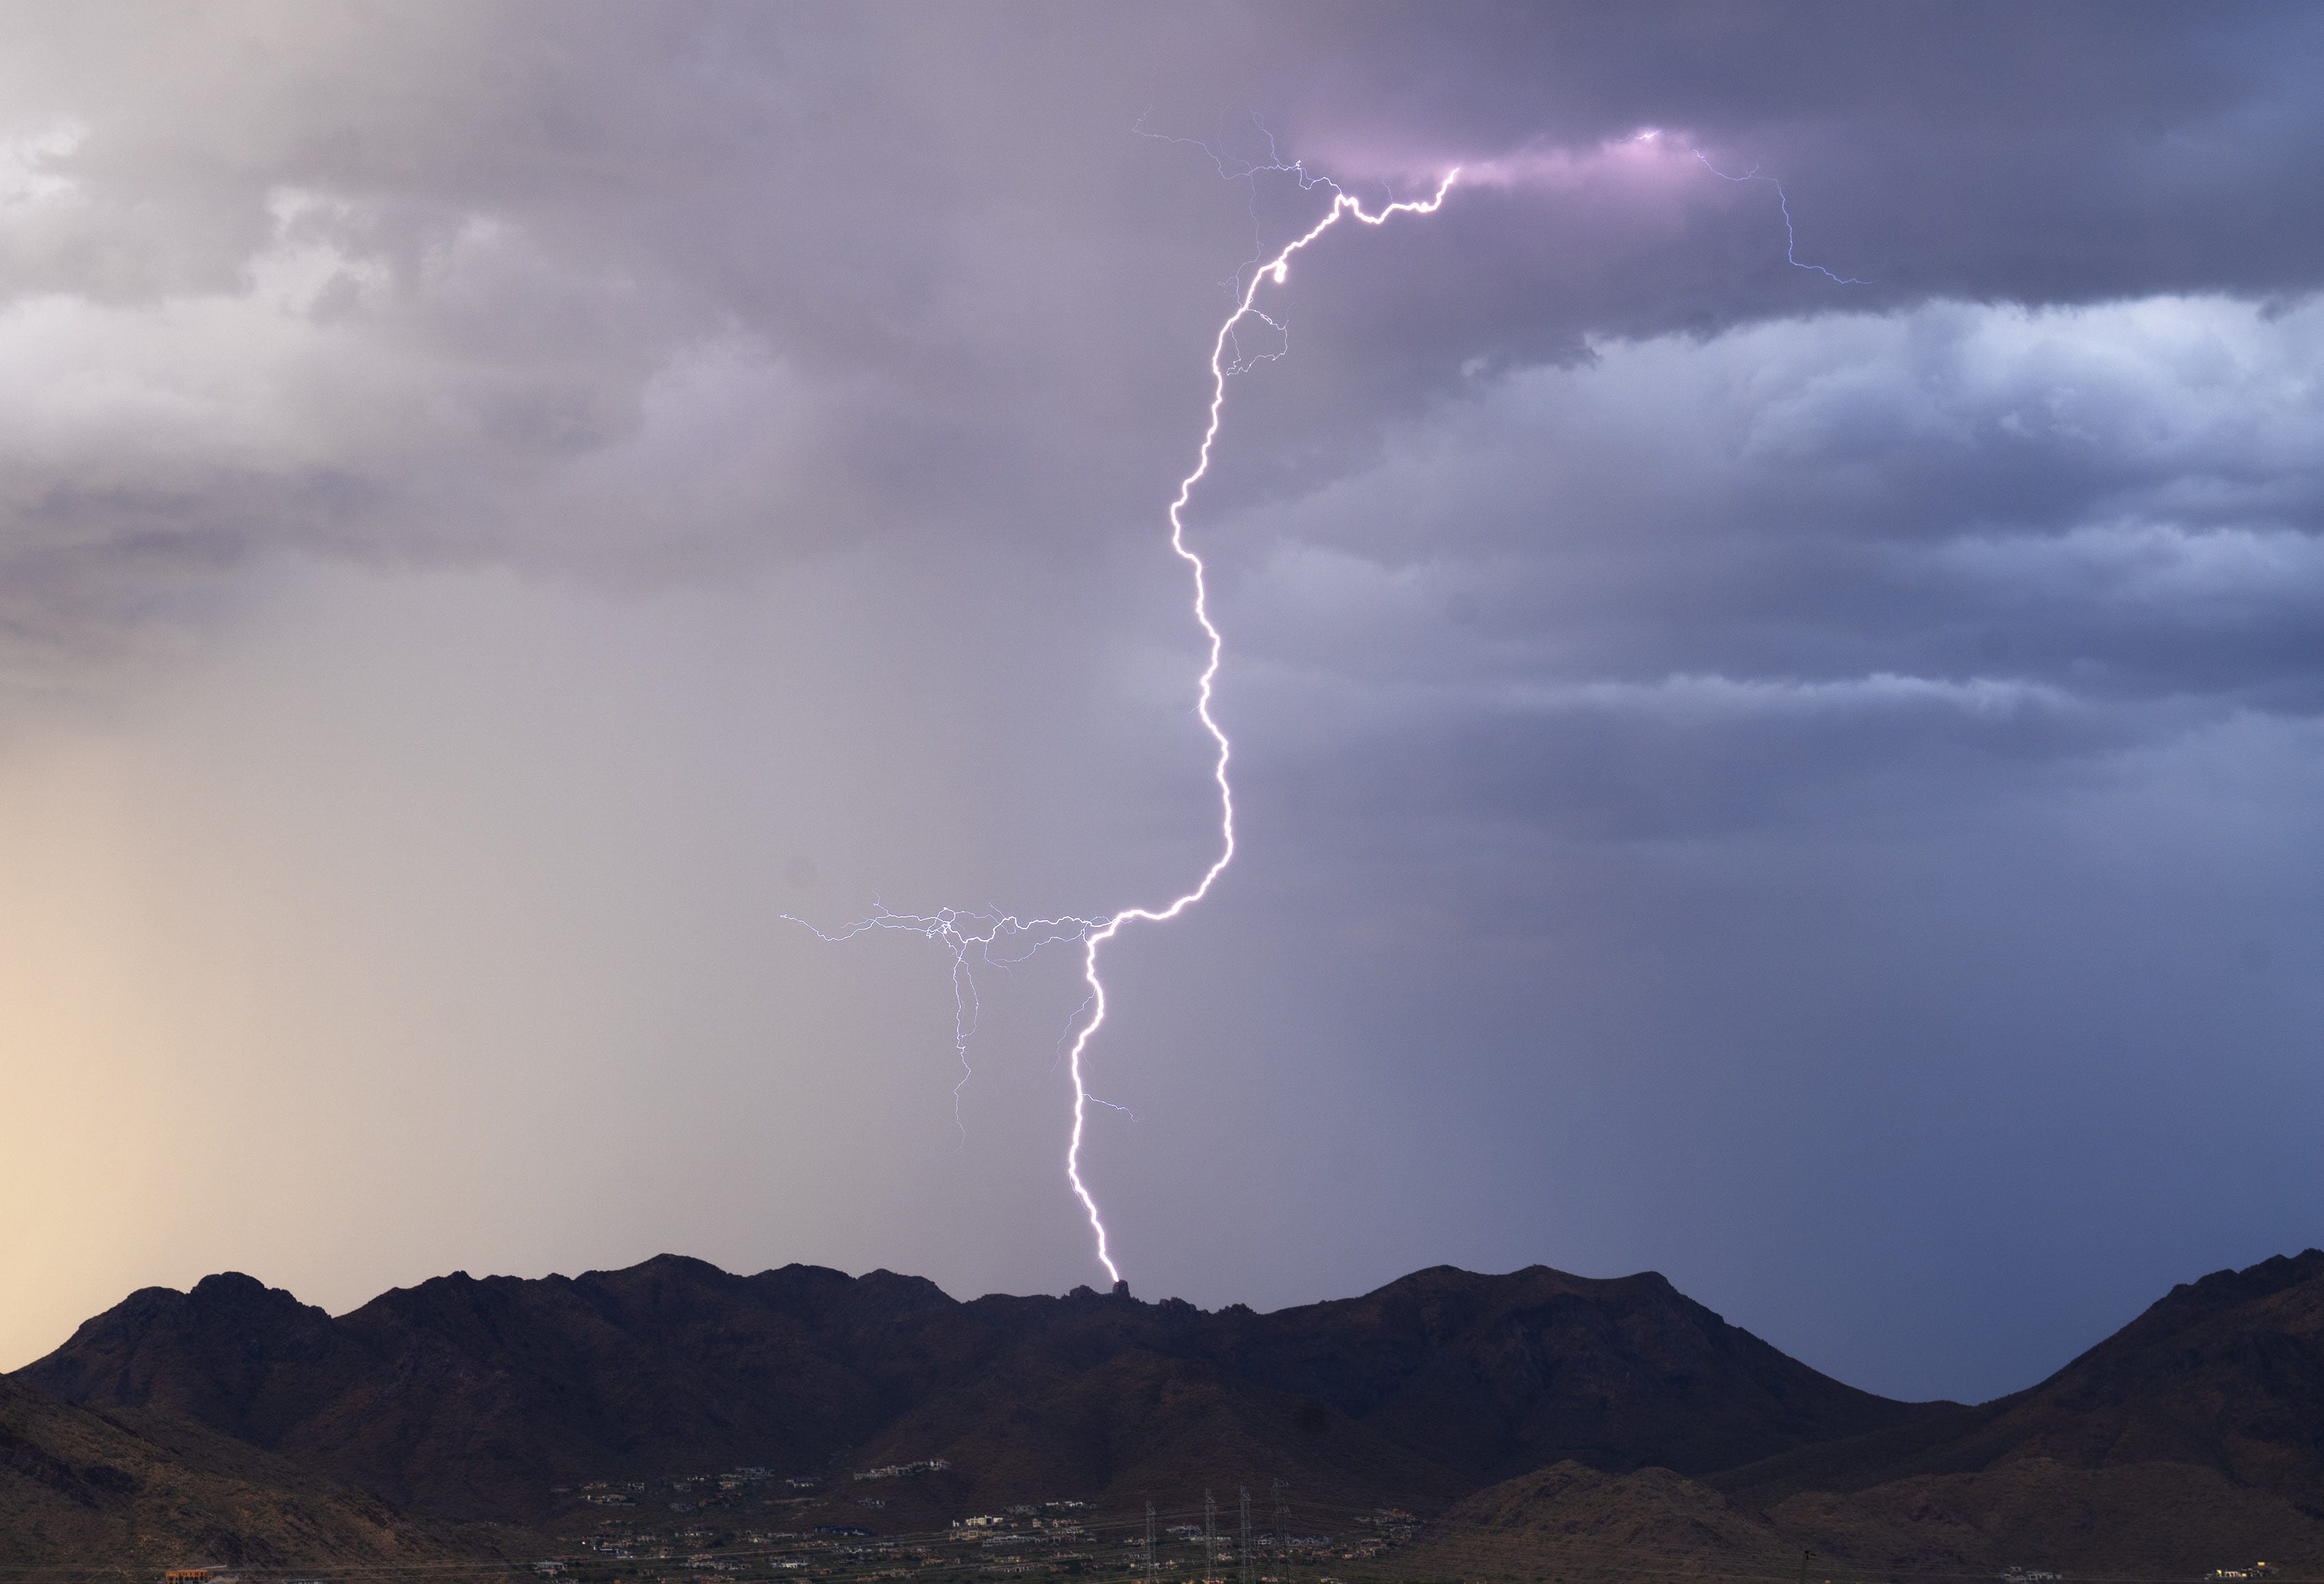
left=2, top=3, right=2320, bottom=1405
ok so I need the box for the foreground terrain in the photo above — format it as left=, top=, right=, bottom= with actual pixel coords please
left=9, top=1249, right=2324, bottom=1579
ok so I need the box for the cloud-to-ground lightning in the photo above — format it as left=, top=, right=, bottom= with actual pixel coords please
left=792, top=136, right=1857, bottom=1285
left=789, top=157, right=1456, bottom=1285
left=1054, top=165, right=1460, bottom=1280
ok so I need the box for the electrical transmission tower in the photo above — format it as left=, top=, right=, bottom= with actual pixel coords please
left=1204, top=1490, right=1218, bottom=1584
left=1272, top=1481, right=1291, bottom=1584
left=1239, top=1486, right=1253, bottom=1584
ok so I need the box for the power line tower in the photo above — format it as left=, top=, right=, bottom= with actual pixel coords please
left=1145, top=1501, right=1157, bottom=1584
left=1204, top=1490, right=1218, bottom=1584
left=1271, top=1481, right=1291, bottom=1584
left=1239, top=1487, right=1253, bottom=1584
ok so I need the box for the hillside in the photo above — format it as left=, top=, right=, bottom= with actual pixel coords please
left=16, top=1257, right=1928, bottom=1528
left=1399, top=1453, right=2324, bottom=1581
left=1407, top=1249, right=2324, bottom=1584
left=0, top=1371, right=514, bottom=1572
left=1153, top=1249, right=2324, bottom=1581
left=1714, top=1248, right=2324, bottom=1513
left=18, top=1249, right=2324, bottom=1578
left=1383, top=1460, right=1799, bottom=1581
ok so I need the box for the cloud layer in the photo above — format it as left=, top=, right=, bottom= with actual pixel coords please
left=2, top=3, right=2320, bottom=1404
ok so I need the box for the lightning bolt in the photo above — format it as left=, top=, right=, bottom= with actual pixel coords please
left=1057, top=164, right=1459, bottom=1283
left=794, top=132, right=1861, bottom=1285
left=785, top=902, right=1108, bottom=1142
left=789, top=155, right=1457, bottom=1285
left=1693, top=151, right=1866, bottom=284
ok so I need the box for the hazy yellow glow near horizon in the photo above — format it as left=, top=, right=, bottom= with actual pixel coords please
left=0, top=554, right=1171, bottom=1371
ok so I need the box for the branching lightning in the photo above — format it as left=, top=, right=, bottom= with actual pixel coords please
left=788, top=154, right=1456, bottom=1285
left=792, top=133, right=1853, bottom=1287
left=795, top=904, right=1109, bottom=1140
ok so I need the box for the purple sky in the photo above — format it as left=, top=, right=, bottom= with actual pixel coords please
left=3, top=2, right=2322, bottom=1406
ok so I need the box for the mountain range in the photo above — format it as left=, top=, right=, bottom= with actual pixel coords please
left=10, top=1249, right=2324, bottom=1575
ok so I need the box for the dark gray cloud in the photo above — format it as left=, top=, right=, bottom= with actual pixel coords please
left=10, top=3, right=2320, bottom=662
left=1, top=2, right=2319, bottom=1405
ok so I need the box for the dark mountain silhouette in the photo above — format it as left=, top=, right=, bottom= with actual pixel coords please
left=0, top=1370, right=513, bottom=1571
left=1404, top=1252, right=2324, bottom=1579
left=18, top=1248, right=2324, bottom=1576
left=16, top=1257, right=1928, bottom=1525
left=1713, top=1248, right=2324, bottom=1515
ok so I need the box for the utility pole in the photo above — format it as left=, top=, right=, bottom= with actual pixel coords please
left=1204, top=1490, right=1218, bottom=1584
left=1799, top=1549, right=1816, bottom=1584
left=1144, top=1501, right=1157, bottom=1584
left=1239, top=1487, right=1252, bottom=1584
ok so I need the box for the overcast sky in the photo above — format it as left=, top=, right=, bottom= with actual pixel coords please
left=3, top=1, right=2321, bottom=1406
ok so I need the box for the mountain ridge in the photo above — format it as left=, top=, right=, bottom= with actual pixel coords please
left=1710, top=1245, right=2324, bottom=1514
left=18, top=1248, right=2324, bottom=1575
left=16, top=1253, right=1929, bottom=1526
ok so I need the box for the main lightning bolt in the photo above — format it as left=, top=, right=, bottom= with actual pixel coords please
left=794, top=135, right=1861, bottom=1285
left=1059, top=165, right=1459, bottom=1281
left=791, top=159, right=1457, bottom=1285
